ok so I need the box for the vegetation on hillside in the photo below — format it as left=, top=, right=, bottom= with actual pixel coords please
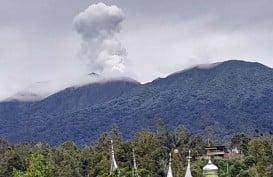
left=1, top=60, right=273, bottom=145
left=0, top=123, right=272, bottom=177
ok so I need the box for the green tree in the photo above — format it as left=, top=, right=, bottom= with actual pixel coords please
left=133, top=129, right=162, bottom=176
left=230, top=134, right=250, bottom=155
left=53, top=141, right=81, bottom=177
left=1, top=151, right=26, bottom=177
left=237, top=170, right=250, bottom=177
left=265, top=164, right=273, bottom=177
left=248, top=139, right=266, bottom=176
left=205, top=126, right=214, bottom=147
left=13, top=153, right=54, bottom=177
left=243, top=156, right=255, bottom=167
left=0, top=137, right=9, bottom=154
left=190, top=135, right=205, bottom=158
left=248, top=166, right=258, bottom=177
left=84, top=133, right=111, bottom=176
left=229, top=159, right=246, bottom=177
left=191, top=160, right=205, bottom=177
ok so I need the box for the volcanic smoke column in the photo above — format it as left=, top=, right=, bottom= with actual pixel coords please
left=73, top=3, right=126, bottom=75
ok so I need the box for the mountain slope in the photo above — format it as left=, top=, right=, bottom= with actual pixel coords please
left=1, top=60, right=273, bottom=145
left=0, top=79, right=140, bottom=144
left=28, top=78, right=140, bottom=116
left=56, top=60, right=272, bottom=144
left=6, top=73, right=103, bottom=102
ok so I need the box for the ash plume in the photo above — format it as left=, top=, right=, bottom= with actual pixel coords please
left=73, top=3, right=126, bottom=75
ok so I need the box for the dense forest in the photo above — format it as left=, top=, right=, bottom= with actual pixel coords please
left=2, top=61, right=273, bottom=145
left=0, top=123, right=272, bottom=177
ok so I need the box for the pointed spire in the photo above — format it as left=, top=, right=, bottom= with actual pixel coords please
left=132, top=148, right=140, bottom=177
left=167, top=153, right=173, bottom=177
left=207, top=155, right=216, bottom=166
left=185, top=150, right=193, bottom=177
left=110, top=139, right=118, bottom=173
left=208, top=155, right=212, bottom=164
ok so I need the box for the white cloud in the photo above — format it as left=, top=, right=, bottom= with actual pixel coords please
left=0, top=26, right=83, bottom=100
left=73, top=2, right=124, bottom=40
left=73, top=2, right=126, bottom=75
left=1, top=0, right=273, bottom=100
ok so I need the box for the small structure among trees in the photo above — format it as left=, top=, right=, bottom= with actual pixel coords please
left=0, top=124, right=271, bottom=177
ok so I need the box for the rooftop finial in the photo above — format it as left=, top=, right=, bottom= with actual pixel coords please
left=187, top=150, right=192, bottom=162
left=208, top=155, right=212, bottom=164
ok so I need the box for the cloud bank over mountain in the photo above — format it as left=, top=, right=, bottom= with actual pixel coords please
left=1, top=0, right=273, bottom=100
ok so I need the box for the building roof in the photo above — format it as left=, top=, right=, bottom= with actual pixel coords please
left=203, top=159, right=218, bottom=171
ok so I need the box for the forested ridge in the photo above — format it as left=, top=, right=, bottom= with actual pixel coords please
left=1, top=60, right=273, bottom=145
left=0, top=123, right=272, bottom=177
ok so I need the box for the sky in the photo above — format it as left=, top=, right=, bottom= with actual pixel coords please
left=1, top=0, right=273, bottom=100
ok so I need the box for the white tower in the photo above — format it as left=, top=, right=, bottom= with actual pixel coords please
left=132, top=148, right=140, bottom=177
left=184, top=150, right=193, bottom=177
left=167, top=153, right=173, bottom=177
left=110, top=139, right=118, bottom=173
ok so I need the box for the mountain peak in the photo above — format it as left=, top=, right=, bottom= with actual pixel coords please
left=210, top=60, right=271, bottom=70
left=88, top=72, right=100, bottom=77
left=1, top=60, right=273, bottom=145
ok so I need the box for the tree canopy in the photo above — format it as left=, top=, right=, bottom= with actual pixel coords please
left=0, top=125, right=271, bottom=177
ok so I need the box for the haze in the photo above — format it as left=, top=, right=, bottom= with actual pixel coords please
left=1, top=0, right=273, bottom=100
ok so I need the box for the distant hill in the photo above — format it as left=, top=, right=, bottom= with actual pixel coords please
left=1, top=60, right=273, bottom=145
left=6, top=73, right=104, bottom=102
left=0, top=79, right=140, bottom=144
